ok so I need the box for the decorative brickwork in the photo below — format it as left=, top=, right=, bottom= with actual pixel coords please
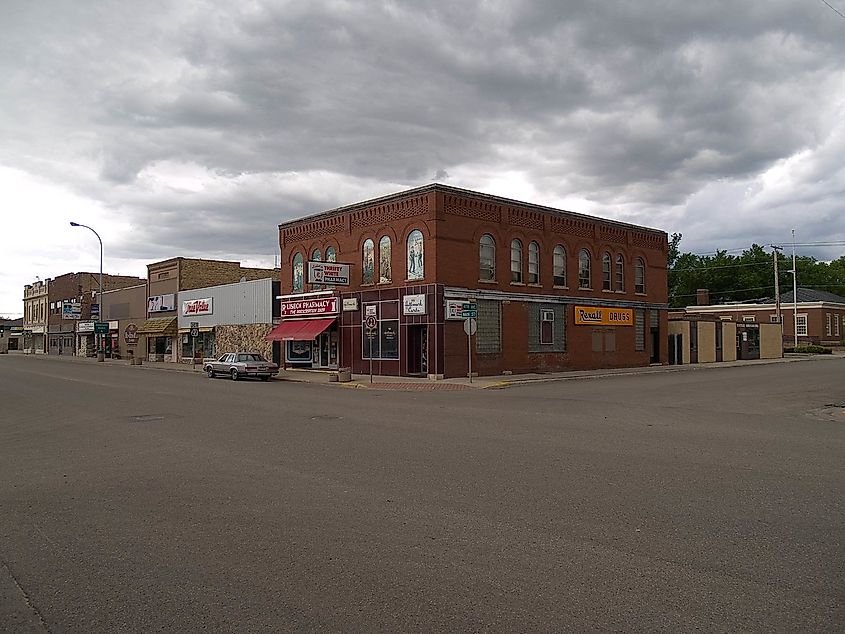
left=215, top=324, right=274, bottom=360
left=600, top=226, right=628, bottom=245
left=444, top=195, right=501, bottom=222
left=551, top=217, right=595, bottom=238
left=507, top=207, right=544, bottom=231
left=350, top=195, right=429, bottom=229
left=632, top=232, right=664, bottom=249
left=283, top=217, right=346, bottom=245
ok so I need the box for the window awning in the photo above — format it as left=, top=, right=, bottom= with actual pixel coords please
left=136, top=317, right=177, bottom=335
left=265, top=317, right=335, bottom=342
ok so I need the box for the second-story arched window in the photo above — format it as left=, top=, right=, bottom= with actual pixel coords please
left=635, top=257, right=646, bottom=293
left=602, top=252, right=612, bottom=290
left=615, top=255, right=624, bottom=291
left=292, top=252, right=304, bottom=292
left=362, top=239, right=375, bottom=284
left=311, top=248, right=322, bottom=289
left=480, top=234, right=496, bottom=281
left=553, top=245, right=566, bottom=286
left=510, top=239, right=523, bottom=283
left=379, top=236, right=392, bottom=283
left=326, top=246, right=336, bottom=262
left=528, top=241, right=540, bottom=284
left=407, top=230, right=424, bottom=280
left=578, top=249, right=591, bottom=289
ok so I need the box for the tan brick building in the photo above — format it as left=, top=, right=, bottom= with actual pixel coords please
left=140, top=258, right=279, bottom=362
left=273, top=184, right=669, bottom=378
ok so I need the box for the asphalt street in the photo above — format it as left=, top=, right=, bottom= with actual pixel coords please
left=1, top=354, right=843, bottom=632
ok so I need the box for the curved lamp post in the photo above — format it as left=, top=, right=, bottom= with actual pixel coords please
left=70, top=222, right=104, bottom=362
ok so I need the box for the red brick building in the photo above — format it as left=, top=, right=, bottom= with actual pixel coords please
left=273, top=184, right=669, bottom=378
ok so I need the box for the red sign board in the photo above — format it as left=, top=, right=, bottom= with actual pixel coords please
left=281, top=297, right=339, bottom=317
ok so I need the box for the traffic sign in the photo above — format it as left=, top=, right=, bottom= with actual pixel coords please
left=463, top=318, right=477, bottom=336
left=364, top=315, right=377, bottom=330
left=462, top=302, right=477, bottom=318
left=93, top=322, right=109, bottom=334
left=190, top=321, right=200, bottom=338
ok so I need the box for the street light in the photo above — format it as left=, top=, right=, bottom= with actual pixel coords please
left=70, top=222, right=104, bottom=362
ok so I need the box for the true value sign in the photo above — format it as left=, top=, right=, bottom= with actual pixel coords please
left=280, top=297, right=339, bottom=317
left=182, top=298, right=213, bottom=316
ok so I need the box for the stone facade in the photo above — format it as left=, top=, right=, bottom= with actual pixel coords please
left=179, top=259, right=278, bottom=292
left=215, top=324, right=274, bottom=360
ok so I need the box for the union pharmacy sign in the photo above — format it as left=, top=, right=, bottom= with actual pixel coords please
left=281, top=297, right=339, bottom=317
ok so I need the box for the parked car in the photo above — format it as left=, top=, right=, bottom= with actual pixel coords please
left=204, top=352, right=279, bottom=381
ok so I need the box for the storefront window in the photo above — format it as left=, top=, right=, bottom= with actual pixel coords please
left=362, top=302, right=400, bottom=360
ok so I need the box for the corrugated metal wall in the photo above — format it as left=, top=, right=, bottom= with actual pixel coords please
left=177, top=278, right=273, bottom=328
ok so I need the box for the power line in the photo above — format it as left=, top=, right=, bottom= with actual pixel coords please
left=818, top=0, right=845, bottom=20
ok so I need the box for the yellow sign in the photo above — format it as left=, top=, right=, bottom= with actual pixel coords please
left=574, top=306, right=634, bottom=326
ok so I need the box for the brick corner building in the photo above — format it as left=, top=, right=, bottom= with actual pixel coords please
left=272, top=184, right=668, bottom=378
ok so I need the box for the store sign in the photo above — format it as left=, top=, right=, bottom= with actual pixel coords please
left=403, top=294, right=426, bottom=315
left=342, top=298, right=359, bottom=311
left=124, top=323, right=139, bottom=344
left=281, top=297, right=339, bottom=317
left=77, top=320, right=95, bottom=333
left=182, top=298, right=213, bottom=316
left=148, top=294, right=175, bottom=313
left=574, top=306, right=634, bottom=326
left=62, top=302, right=81, bottom=320
left=307, top=262, right=350, bottom=286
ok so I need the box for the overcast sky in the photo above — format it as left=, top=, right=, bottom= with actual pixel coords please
left=2, top=0, right=844, bottom=316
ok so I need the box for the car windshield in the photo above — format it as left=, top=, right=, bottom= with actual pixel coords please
left=237, top=353, right=264, bottom=362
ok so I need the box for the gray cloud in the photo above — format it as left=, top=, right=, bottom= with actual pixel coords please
left=1, top=0, right=844, bottom=272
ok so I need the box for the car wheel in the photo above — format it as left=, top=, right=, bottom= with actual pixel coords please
left=230, top=368, right=239, bottom=381
left=206, top=367, right=215, bottom=378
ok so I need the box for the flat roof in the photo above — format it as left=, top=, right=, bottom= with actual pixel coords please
left=277, top=183, right=666, bottom=236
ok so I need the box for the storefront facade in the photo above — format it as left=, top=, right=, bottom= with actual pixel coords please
left=277, top=184, right=669, bottom=379
left=177, top=277, right=280, bottom=364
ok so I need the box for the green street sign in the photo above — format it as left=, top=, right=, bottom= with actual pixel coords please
left=94, top=322, right=109, bottom=334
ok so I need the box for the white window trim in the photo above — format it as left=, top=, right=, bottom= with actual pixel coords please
left=796, top=313, right=808, bottom=337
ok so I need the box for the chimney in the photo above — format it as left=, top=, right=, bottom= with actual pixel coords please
left=696, top=288, right=710, bottom=306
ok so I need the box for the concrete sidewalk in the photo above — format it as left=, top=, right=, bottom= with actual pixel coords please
left=8, top=349, right=843, bottom=390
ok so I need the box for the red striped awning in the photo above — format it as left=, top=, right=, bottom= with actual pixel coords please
left=264, top=317, right=335, bottom=342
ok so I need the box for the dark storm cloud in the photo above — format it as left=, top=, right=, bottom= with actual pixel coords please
left=1, top=0, right=844, bottom=265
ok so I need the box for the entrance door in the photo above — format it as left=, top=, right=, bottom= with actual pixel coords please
left=650, top=328, right=660, bottom=363
left=407, top=325, right=428, bottom=375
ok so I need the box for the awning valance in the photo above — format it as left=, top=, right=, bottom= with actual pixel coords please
left=136, top=317, right=177, bottom=335
left=265, top=317, right=335, bottom=342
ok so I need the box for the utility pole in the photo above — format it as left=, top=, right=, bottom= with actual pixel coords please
left=770, top=245, right=782, bottom=333
left=791, top=230, right=798, bottom=346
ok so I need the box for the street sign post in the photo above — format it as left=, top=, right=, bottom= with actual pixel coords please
left=190, top=322, right=200, bottom=366
left=93, top=322, right=109, bottom=335
left=364, top=314, right=377, bottom=383
left=463, top=312, right=477, bottom=383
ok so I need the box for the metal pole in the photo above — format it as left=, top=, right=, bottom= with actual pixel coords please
left=70, top=222, right=104, bottom=361
left=467, top=328, right=472, bottom=384
left=792, top=230, right=798, bottom=346
left=771, top=246, right=782, bottom=333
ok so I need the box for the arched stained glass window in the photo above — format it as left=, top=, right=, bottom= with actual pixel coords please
left=480, top=234, right=496, bottom=281
left=379, top=236, right=392, bottom=283
left=326, top=246, right=337, bottom=262
left=292, top=252, right=304, bottom=292
left=362, top=239, right=375, bottom=284
left=407, top=230, right=424, bottom=280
